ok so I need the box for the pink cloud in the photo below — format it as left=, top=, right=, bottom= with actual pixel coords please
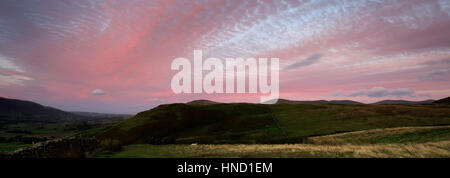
left=0, top=0, right=449, bottom=113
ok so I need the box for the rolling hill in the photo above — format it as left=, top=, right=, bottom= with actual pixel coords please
left=0, top=97, right=129, bottom=124
left=0, top=97, right=82, bottom=123
left=89, top=101, right=450, bottom=145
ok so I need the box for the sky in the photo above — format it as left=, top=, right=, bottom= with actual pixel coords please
left=0, top=0, right=450, bottom=114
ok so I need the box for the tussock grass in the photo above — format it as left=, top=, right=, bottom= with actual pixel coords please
left=97, top=141, right=450, bottom=158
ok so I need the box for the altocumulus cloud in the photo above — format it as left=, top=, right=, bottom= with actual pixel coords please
left=347, top=87, right=416, bottom=98
left=91, top=89, right=105, bottom=96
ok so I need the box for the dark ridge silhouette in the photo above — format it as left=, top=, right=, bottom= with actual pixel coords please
left=0, top=97, right=129, bottom=123
left=70, top=112, right=131, bottom=121
left=433, top=97, right=450, bottom=104
left=0, top=97, right=82, bottom=123
left=186, top=99, right=219, bottom=105
left=266, top=98, right=363, bottom=105
left=373, top=99, right=435, bottom=104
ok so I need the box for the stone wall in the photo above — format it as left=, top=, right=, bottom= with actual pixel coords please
left=0, top=138, right=100, bottom=158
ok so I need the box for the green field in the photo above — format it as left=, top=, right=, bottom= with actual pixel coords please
left=97, top=126, right=450, bottom=158
left=0, top=142, right=31, bottom=153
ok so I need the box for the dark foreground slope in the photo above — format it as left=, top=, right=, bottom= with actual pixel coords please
left=89, top=102, right=450, bottom=145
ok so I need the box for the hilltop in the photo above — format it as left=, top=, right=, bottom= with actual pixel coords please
left=186, top=100, right=219, bottom=105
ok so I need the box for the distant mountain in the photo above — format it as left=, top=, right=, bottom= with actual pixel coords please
left=186, top=100, right=219, bottom=105
left=71, top=112, right=131, bottom=121
left=0, top=97, right=82, bottom=123
left=433, top=97, right=450, bottom=104
left=267, top=99, right=363, bottom=105
left=328, top=100, right=364, bottom=104
left=373, top=100, right=435, bottom=104
left=0, top=97, right=130, bottom=124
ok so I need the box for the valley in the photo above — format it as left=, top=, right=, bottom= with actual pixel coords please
left=1, top=97, right=450, bottom=158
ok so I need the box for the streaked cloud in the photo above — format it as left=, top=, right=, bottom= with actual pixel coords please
left=420, top=69, right=450, bottom=81
left=284, top=53, right=323, bottom=70
left=0, top=73, right=31, bottom=86
left=0, top=54, right=23, bottom=73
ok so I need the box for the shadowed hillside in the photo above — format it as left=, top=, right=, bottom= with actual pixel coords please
left=0, top=97, right=82, bottom=123
left=93, top=103, right=286, bottom=144
left=88, top=101, right=450, bottom=145
left=434, top=97, right=450, bottom=104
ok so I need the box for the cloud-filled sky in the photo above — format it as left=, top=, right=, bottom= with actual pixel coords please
left=0, top=0, right=449, bottom=113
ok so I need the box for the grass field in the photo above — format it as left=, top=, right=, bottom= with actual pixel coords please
left=97, top=141, right=450, bottom=158
left=0, top=123, right=75, bottom=138
left=97, top=125, right=450, bottom=158
left=0, top=142, right=31, bottom=153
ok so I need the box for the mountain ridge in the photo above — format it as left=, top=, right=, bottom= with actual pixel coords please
left=374, top=99, right=435, bottom=104
left=0, top=97, right=82, bottom=123
left=0, top=97, right=130, bottom=123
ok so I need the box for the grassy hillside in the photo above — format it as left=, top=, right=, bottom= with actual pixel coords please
left=270, top=104, right=450, bottom=137
left=93, top=103, right=285, bottom=144
left=97, top=125, right=450, bottom=158
left=308, top=126, right=450, bottom=145
left=87, top=102, right=450, bottom=145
